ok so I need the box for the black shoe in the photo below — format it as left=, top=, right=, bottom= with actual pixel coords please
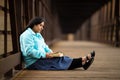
left=91, top=51, right=95, bottom=58
left=86, top=51, right=95, bottom=60
left=83, top=57, right=94, bottom=70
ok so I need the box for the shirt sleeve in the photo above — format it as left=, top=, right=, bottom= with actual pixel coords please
left=44, top=43, right=53, bottom=53
left=20, top=35, right=46, bottom=59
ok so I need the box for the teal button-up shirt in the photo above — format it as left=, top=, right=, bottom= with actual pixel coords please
left=20, top=28, right=52, bottom=67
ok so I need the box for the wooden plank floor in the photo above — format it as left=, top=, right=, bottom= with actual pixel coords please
left=12, top=41, right=120, bottom=80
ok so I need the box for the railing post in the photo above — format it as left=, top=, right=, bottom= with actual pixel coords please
left=114, top=0, right=119, bottom=47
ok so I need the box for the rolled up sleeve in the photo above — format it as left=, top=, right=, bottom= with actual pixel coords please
left=44, top=43, right=53, bottom=53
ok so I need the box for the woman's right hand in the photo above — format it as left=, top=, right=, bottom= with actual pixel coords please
left=46, top=53, right=53, bottom=58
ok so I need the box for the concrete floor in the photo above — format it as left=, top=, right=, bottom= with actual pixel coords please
left=12, top=41, right=120, bottom=80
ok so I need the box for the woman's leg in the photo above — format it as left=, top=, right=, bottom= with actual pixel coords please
left=68, top=56, right=87, bottom=70
left=27, top=51, right=95, bottom=70
left=27, top=56, right=73, bottom=70
left=68, top=58, right=82, bottom=70
left=68, top=51, right=95, bottom=70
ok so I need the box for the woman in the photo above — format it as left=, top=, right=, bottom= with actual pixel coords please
left=20, top=17, right=95, bottom=70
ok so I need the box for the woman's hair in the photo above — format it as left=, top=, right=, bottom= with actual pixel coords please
left=26, top=17, right=45, bottom=29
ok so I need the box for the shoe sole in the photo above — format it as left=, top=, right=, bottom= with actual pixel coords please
left=83, top=58, right=94, bottom=70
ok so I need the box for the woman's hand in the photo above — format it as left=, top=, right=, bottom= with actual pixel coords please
left=46, top=53, right=53, bottom=58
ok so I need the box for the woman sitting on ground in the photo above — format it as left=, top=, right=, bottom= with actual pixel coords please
left=20, top=17, right=95, bottom=70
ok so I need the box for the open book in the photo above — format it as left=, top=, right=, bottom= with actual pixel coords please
left=49, top=52, right=64, bottom=57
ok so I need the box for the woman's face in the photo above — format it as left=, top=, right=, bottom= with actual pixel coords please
left=32, top=22, right=45, bottom=33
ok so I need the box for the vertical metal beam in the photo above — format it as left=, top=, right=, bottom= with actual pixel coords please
left=23, top=0, right=29, bottom=24
left=110, top=0, right=115, bottom=44
left=39, top=1, right=43, bottom=16
left=14, top=0, right=22, bottom=35
left=35, top=0, right=39, bottom=16
left=32, top=0, right=35, bottom=17
left=14, top=0, right=23, bottom=69
left=4, top=0, right=7, bottom=57
left=114, top=0, right=119, bottom=47
left=28, top=0, right=33, bottom=19
left=108, top=2, right=112, bottom=43
left=8, top=0, right=19, bottom=53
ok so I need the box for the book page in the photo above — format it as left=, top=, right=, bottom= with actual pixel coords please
left=49, top=52, right=64, bottom=57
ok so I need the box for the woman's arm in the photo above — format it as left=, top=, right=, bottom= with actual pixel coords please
left=44, top=43, right=53, bottom=53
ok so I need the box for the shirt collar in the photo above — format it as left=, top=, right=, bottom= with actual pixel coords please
left=28, top=28, right=35, bottom=35
left=27, top=28, right=41, bottom=38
